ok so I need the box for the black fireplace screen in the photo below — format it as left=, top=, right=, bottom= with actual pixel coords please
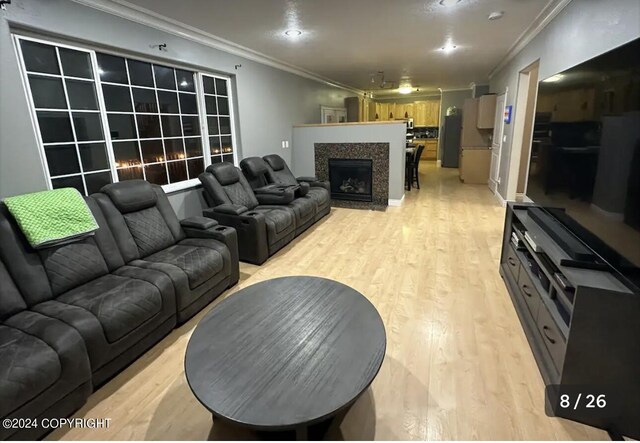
left=328, top=158, right=373, bottom=202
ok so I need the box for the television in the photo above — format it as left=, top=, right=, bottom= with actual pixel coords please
left=525, top=37, right=640, bottom=292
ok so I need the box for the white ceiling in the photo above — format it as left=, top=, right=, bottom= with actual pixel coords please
left=117, top=0, right=555, bottom=95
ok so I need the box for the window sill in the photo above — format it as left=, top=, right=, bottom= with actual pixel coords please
left=162, top=179, right=201, bottom=194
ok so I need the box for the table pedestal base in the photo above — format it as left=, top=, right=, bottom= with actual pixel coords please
left=213, top=409, right=346, bottom=441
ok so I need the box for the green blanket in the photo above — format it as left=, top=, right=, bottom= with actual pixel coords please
left=4, top=188, right=98, bottom=249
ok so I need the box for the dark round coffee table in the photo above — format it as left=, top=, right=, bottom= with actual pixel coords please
left=185, top=276, right=386, bottom=439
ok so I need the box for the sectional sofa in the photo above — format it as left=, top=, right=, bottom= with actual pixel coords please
left=0, top=180, right=239, bottom=440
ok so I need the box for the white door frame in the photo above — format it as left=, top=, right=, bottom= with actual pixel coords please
left=506, top=67, right=538, bottom=201
left=489, top=89, right=507, bottom=195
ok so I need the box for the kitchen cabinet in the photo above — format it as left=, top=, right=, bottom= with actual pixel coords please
left=414, top=138, right=438, bottom=161
left=461, top=98, right=491, bottom=147
left=477, top=95, right=497, bottom=129
left=405, top=103, right=414, bottom=119
left=413, top=100, right=440, bottom=126
left=460, top=147, right=491, bottom=184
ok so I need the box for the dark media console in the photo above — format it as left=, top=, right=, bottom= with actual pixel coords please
left=500, top=202, right=640, bottom=439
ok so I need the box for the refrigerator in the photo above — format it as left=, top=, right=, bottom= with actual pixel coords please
left=441, top=114, right=462, bottom=168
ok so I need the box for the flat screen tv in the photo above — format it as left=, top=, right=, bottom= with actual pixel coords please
left=526, top=37, right=640, bottom=292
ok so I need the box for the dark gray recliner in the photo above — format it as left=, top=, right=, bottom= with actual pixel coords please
left=240, top=157, right=317, bottom=236
left=262, top=154, right=331, bottom=221
left=199, top=163, right=296, bottom=265
left=0, top=259, right=92, bottom=441
left=0, top=199, right=177, bottom=389
left=93, top=180, right=239, bottom=323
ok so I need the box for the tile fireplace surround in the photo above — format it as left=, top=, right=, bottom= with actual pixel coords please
left=314, top=143, right=389, bottom=210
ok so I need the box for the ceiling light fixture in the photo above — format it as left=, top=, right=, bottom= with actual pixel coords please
left=488, top=11, right=504, bottom=20
left=398, top=80, right=413, bottom=94
left=284, top=29, right=302, bottom=37
left=543, top=74, right=564, bottom=83
left=440, top=42, right=457, bottom=53
left=439, top=0, right=461, bottom=6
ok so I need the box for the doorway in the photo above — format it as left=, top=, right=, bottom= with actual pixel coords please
left=505, top=61, right=540, bottom=201
left=489, top=92, right=506, bottom=194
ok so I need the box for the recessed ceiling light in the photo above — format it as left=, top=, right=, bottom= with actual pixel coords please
left=439, top=0, right=461, bottom=6
left=440, top=43, right=457, bottom=53
left=285, top=29, right=302, bottom=37
left=488, top=11, right=504, bottom=20
left=543, top=74, right=564, bottom=83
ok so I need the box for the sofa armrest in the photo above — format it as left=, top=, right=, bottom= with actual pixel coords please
left=182, top=224, right=239, bottom=286
left=202, top=208, right=269, bottom=265
left=297, top=177, right=330, bottom=191
left=180, top=216, right=218, bottom=230
left=212, top=204, right=248, bottom=215
left=254, top=185, right=295, bottom=205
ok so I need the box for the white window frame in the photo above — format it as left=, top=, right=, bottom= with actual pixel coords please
left=12, top=33, right=239, bottom=195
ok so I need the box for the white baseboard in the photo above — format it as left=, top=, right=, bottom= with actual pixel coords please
left=388, top=195, right=405, bottom=206
left=493, top=191, right=507, bottom=207
left=590, top=203, right=624, bottom=221
left=437, top=160, right=442, bottom=168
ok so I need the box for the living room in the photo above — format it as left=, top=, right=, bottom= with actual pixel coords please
left=1, top=0, right=639, bottom=441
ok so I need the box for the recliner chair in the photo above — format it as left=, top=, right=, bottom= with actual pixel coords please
left=262, top=154, right=331, bottom=221
left=93, top=180, right=239, bottom=324
left=240, top=157, right=317, bottom=236
left=199, top=163, right=296, bottom=265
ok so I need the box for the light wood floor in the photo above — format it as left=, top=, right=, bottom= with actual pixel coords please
left=49, top=163, right=607, bottom=441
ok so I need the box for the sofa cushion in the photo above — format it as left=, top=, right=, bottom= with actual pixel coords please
left=56, top=274, right=162, bottom=343
left=0, top=261, right=27, bottom=322
left=0, top=325, right=60, bottom=418
left=307, top=187, right=330, bottom=208
left=253, top=206, right=296, bottom=235
left=145, top=243, right=224, bottom=289
left=208, top=162, right=240, bottom=186
left=263, top=154, right=286, bottom=172
left=38, top=240, right=109, bottom=296
left=123, top=207, right=175, bottom=257
left=101, top=180, right=157, bottom=214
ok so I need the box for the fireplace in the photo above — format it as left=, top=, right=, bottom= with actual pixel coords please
left=328, top=158, right=373, bottom=202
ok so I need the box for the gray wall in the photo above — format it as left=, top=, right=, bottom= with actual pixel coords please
left=292, top=123, right=407, bottom=201
left=0, top=0, right=353, bottom=217
left=438, top=89, right=472, bottom=160
left=490, top=0, right=640, bottom=200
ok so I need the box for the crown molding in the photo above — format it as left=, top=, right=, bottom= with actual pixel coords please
left=489, top=0, right=573, bottom=79
left=70, top=0, right=364, bottom=95
left=438, top=87, right=472, bottom=93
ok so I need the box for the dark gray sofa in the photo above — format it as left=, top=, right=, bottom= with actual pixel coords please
left=0, top=180, right=239, bottom=440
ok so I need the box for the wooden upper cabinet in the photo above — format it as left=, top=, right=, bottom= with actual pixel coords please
left=405, top=103, right=414, bottom=119
left=477, top=95, right=497, bottom=129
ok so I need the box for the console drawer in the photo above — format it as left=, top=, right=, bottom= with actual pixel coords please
left=505, top=244, right=521, bottom=282
left=536, top=304, right=567, bottom=372
left=517, top=267, right=541, bottom=318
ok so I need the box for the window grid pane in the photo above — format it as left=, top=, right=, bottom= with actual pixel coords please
left=201, top=74, right=234, bottom=165
left=99, top=54, right=203, bottom=185
left=18, top=39, right=113, bottom=195
left=17, top=35, right=234, bottom=192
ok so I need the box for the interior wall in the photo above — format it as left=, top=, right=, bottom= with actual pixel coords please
left=438, top=89, right=472, bottom=160
left=292, top=123, right=407, bottom=201
left=0, top=0, right=354, bottom=218
left=489, top=0, right=640, bottom=201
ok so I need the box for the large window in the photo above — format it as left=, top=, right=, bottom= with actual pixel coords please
left=14, top=35, right=237, bottom=195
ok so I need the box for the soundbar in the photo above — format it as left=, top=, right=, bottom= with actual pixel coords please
left=527, top=207, right=594, bottom=262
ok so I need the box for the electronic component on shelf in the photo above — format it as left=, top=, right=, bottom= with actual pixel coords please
left=524, top=231, right=543, bottom=252
left=554, top=272, right=575, bottom=292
